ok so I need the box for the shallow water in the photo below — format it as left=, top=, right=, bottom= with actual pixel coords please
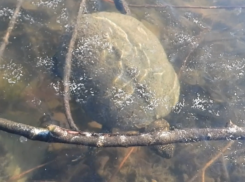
left=0, top=0, right=245, bottom=181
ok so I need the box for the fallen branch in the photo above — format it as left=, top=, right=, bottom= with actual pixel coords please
left=63, top=0, right=87, bottom=131
left=128, top=4, right=245, bottom=10
left=7, top=159, right=55, bottom=182
left=106, top=0, right=245, bottom=10
left=0, top=0, right=23, bottom=59
left=0, top=118, right=244, bottom=147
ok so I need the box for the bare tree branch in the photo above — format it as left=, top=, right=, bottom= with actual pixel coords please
left=0, top=118, right=244, bottom=147
left=128, top=4, right=245, bottom=10
left=63, top=0, right=87, bottom=131
left=0, top=0, right=23, bottom=59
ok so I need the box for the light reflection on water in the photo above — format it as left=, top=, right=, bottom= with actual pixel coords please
left=0, top=0, right=245, bottom=181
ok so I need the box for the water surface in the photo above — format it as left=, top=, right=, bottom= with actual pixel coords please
left=0, top=0, right=245, bottom=181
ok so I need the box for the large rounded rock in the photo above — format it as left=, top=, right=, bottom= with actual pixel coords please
left=55, top=12, right=180, bottom=130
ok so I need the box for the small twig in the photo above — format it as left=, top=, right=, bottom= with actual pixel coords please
left=106, top=0, right=245, bottom=10
left=7, top=159, right=55, bottom=182
left=63, top=0, right=87, bottom=131
left=128, top=4, right=245, bottom=10
left=201, top=141, right=234, bottom=182
left=109, top=147, right=135, bottom=182
left=188, top=141, right=234, bottom=182
left=0, top=0, right=23, bottom=59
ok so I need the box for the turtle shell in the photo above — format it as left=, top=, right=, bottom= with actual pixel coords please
left=55, top=12, right=180, bottom=130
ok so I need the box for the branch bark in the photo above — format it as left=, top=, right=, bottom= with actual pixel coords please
left=63, top=0, right=87, bottom=131
left=128, top=4, right=245, bottom=10
left=0, top=0, right=23, bottom=60
left=0, top=118, right=244, bottom=147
